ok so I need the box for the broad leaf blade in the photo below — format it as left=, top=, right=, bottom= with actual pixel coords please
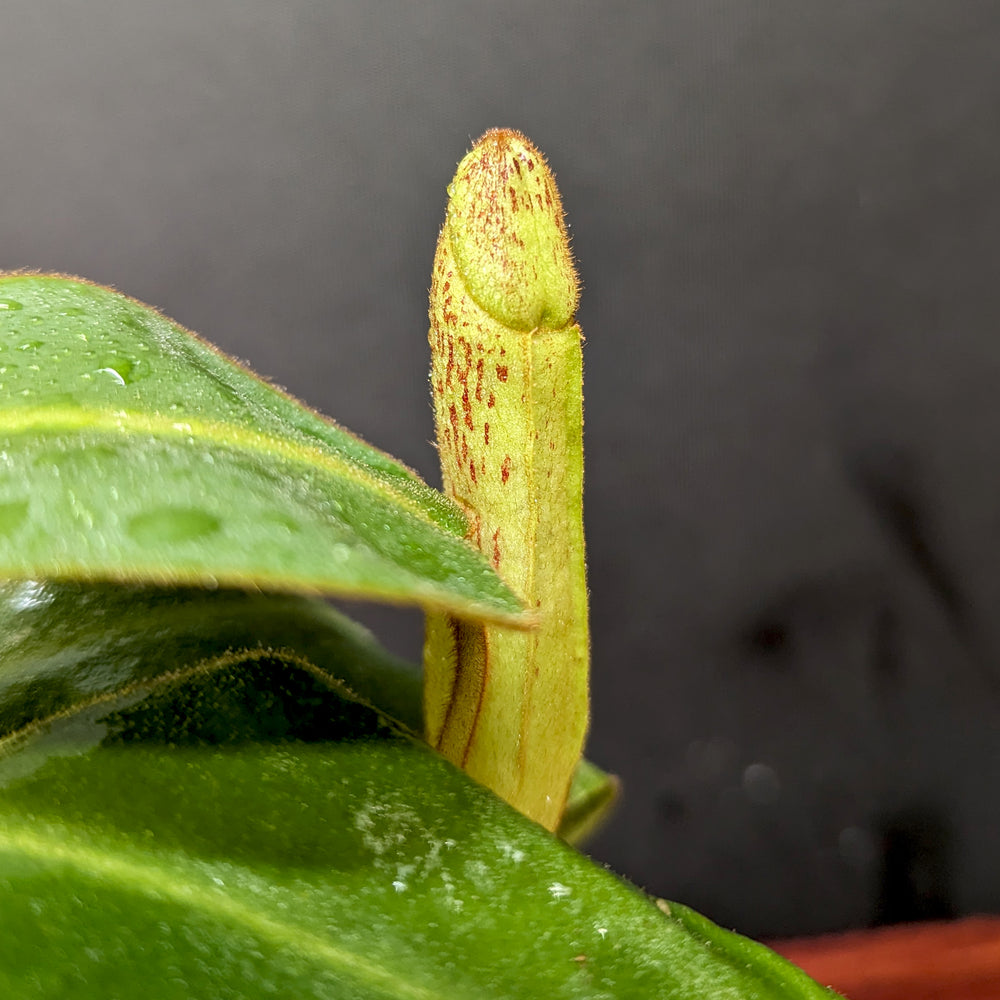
left=0, top=648, right=835, bottom=999
left=0, top=274, right=522, bottom=623
left=0, top=579, right=423, bottom=737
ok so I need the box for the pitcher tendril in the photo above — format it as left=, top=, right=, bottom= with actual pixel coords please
left=423, top=129, right=589, bottom=831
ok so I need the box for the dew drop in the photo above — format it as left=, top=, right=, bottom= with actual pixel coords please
left=0, top=299, right=23, bottom=311
left=97, top=356, right=141, bottom=384
left=264, top=512, right=302, bottom=534
left=127, top=506, right=221, bottom=544
left=96, top=367, right=127, bottom=387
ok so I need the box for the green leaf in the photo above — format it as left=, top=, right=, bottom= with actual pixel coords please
left=0, top=585, right=836, bottom=999
left=0, top=579, right=423, bottom=738
left=0, top=578, right=618, bottom=838
left=0, top=274, right=523, bottom=624
left=558, top=759, right=620, bottom=846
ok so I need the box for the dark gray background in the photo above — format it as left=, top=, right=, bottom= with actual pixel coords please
left=4, top=0, right=1000, bottom=938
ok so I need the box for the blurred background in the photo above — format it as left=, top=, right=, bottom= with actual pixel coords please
left=4, top=0, right=1000, bottom=939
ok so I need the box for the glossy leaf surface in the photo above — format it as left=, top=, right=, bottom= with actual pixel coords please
left=0, top=584, right=835, bottom=999
left=0, top=275, right=522, bottom=623
left=0, top=579, right=423, bottom=737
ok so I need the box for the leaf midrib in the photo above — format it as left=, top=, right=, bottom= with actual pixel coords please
left=1, top=406, right=442, bottom=531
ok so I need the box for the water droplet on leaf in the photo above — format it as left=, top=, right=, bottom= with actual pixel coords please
left=96, top=367, right=127, bottom=387
left=127, top=506, right=221, bottom=545
left=95, top=356, right=142, bottom=384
